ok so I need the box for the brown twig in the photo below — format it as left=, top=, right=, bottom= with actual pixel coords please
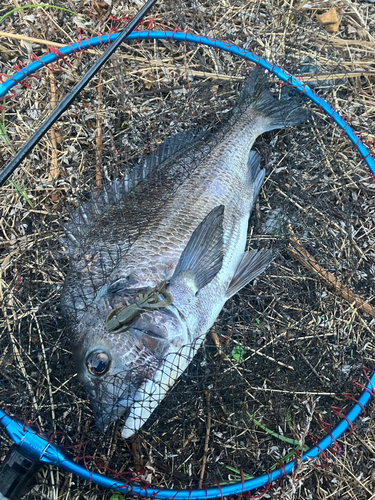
left=95, top=73, right=103, bottom=189
left=0, top=31, right=146, bottom=58
left=210, top=325, right=222, bottom=355
left=246, top=347, right=295, bottom=370
left=288, top=235, right=375, bottom=318
left=0, top=30, right=98, bottom=54
left=183, top=44, right=191, bottom=93
left=48, top=71, right=59, bottom=183
left=131, top=439, right=143, bottom=471
left=199, top=390, right=211, bottom=489
left=300, top=352, right=329, bottom=386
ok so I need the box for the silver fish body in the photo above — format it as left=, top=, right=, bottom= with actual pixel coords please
left=61, top=69, right=309, bottom=437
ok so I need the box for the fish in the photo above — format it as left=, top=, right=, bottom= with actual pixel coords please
left=60, top=68, right=310, bottom=438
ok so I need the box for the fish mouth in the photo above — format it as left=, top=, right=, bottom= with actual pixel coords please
left=90, top=395, right=131, bottom=433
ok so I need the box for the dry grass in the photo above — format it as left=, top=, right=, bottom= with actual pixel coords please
left=0, top=0, right=375, bottom=499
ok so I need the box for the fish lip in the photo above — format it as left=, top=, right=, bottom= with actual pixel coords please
left=90, top=394, right=131, bottom=433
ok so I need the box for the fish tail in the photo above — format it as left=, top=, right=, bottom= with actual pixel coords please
left=234, top=67, right=310, bottom=131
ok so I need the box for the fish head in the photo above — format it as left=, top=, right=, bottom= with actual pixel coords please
left=71, top=204, right=226, bottom=436
left=72, top=303, right=189, bottom=433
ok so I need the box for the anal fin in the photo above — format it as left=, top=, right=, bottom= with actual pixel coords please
left=226, top=249, right=275, bottom=299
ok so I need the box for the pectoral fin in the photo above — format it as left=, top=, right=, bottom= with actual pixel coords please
left=226, top=249, right=275, bottom=299
left=172, top=205, right=224, bottom=293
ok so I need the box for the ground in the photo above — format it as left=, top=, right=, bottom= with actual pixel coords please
left=0, top=0, right=375, bottom=499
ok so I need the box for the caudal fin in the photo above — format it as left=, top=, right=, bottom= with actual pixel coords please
left=233, top=68, right=310, bottom=132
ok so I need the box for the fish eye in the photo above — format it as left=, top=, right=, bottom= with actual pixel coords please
left=86, top=350, right=111, bottom=376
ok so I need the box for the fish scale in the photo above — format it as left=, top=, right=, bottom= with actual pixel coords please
left=60, top=68, right=310, bottom=437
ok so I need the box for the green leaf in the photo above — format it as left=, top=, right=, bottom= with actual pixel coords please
left=109, top=494, right=126, bottom=500
left=269, top=450, right=297, bottom=471
left=223, top=465, right=253, bottom=480
left=231, top=344, right=245, bottom=362
left=286, top=407, right=292, bottom=433
left=247, top=412, right=308, bottom=451
left=0, top=4, right=87, bottom=23
left=0, top=98, right=14, bottom=152
left=8, top=179, right=34, bottom=209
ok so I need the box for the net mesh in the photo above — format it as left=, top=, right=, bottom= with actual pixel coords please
left=0, top=1, right=375, bottom=499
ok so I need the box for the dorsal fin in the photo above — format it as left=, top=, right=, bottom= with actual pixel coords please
left=62, top=129, right=205, bottom=250
left=144, top=129, right=202, bottom=173
left=111, top=128, right=205, bottom=203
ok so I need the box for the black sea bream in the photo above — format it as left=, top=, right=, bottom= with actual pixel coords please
left=61, top=68, right=309, bottom=438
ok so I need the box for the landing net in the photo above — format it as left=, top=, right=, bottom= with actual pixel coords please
left=0, top=2, right=375, bottom=499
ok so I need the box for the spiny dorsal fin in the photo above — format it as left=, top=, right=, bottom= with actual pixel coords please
left=226, top=249, right=275, bottom=299
left=108, top=128, right=206, bottom=204
left=62, top=129, right=205, bottom=250
left=172, top=205, right=225, bottom=293
left=144, top=129, right=203, bottom=172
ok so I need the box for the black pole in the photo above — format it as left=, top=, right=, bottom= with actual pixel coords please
left=0, top=0, right=158, bottom=187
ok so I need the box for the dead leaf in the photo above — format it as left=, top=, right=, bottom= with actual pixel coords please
left=346, top=25, right=357, bottom=35
left=50, top=191, right=59, bottom=209
left=316, top=7, right=339, bottom=33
